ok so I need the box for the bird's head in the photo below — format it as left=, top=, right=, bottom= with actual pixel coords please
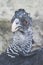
left=11, top=9, right=32, bottom=33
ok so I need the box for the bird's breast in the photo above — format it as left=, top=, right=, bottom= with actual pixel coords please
left=7, top=31, right=32, bottom=57
left=13, top=31, right=32, bottom=52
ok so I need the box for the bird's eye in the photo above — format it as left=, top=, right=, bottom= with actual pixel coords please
left=23, top=21, right=29, bottom=26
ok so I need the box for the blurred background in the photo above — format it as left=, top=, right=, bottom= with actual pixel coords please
left=0, top=0, right=43, bottom=53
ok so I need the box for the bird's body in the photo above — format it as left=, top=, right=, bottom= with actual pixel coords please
left=6, top=9, right=33, bottom=58
left=7, top=27, right=32, bottom=58
left=0, top=9, right=43, bottom=65
left=0, top=48, right=43, bottom=65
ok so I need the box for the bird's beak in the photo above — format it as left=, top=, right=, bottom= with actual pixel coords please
left=11, top=18, right=22, bottom=32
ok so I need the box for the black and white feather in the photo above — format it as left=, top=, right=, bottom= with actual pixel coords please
left=6, top=9, right=33, bottom=58
left=0, top=9, right=43, bottom=65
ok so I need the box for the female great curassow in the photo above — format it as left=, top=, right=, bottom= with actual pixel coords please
left=0, top=9, right=43, bottom=65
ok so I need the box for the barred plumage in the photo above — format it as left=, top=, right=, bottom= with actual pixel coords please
left=0, top=9, right=43, bottom=65
left=6, top=9, right=33, bottom=58
left=7, top=27, right=32, bottom=58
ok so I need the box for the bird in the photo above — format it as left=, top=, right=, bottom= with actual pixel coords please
left=0, top=9, right=43, bottom=65
left=6, top=9, right=33, bottom=58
